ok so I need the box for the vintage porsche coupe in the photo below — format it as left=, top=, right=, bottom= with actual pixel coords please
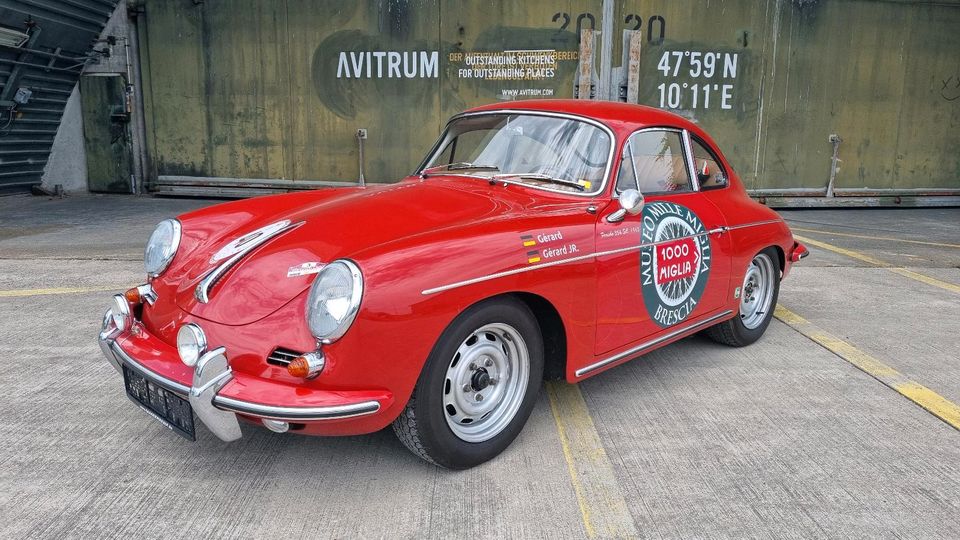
left=99, top=100, right=807, bottom=468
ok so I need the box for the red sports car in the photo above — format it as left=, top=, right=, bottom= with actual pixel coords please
left=99, top=100, right=807, bottom=469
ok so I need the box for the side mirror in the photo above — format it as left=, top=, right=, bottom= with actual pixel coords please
left=606, top=189, right=644, bottom=223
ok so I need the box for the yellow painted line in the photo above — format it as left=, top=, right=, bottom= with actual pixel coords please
left=793, top=234, right=960, bottom=294
left=793, top=234, right=889, bottom=266
left=774, top=305, right=960, bottom=431
left=546, top=381, right=637, bottom=539
left=887, top=268, right=960, bottom=294
left=791, top=226, right=960, bottom=249
left=0, top=285, right=127, bottom=298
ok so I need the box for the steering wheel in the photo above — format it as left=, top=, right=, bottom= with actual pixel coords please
left=574, top=142, right=608, bottom=168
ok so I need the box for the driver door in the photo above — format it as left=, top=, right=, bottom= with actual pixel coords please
left=594, top=128, right=731, bottom=356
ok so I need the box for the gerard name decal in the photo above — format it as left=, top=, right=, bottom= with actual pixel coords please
left=640, top=202, right=711, bottom=328
left=519, top=230, right=579, bottom=264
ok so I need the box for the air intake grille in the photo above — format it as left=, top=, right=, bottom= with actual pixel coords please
left=266, top=347, right=302, bottom=367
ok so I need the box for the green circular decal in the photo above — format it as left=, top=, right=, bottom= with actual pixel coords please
left=639, top=201, right=711, bottom=328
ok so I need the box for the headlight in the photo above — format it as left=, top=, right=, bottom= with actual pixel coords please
left=306, top=260, right=363, bottom=342
left=177, top=323, right=207, bottom=367
left=111, top=294, right=132, bottom=332
left=144, top=219, right=182, bottom=277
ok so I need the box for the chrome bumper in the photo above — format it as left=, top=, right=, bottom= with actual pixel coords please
left=99, top=313, right=381, bottom=442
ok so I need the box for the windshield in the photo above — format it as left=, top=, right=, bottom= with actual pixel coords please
left=420, top=113, right=612, bottom=195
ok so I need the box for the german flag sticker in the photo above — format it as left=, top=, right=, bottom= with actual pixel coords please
left=521, top=234, right=536, bottom=247
left=527, top=250, right=541, bottom=264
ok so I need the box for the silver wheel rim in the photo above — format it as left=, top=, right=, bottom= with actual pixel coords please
left=740, top=253, right=775, bottom=329
left=442, top=322, right=530, bottom=443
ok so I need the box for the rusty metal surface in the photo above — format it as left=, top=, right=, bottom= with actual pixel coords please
left=137, top=0, right=960, bottom=197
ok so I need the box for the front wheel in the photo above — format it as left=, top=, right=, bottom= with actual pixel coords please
left=392, top=297, right=544, bottom=469
left=705, top=248, right=780, bottom=347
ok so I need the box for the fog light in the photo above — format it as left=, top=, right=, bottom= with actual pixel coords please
left=287, top=352, right=325, bottom=379
left=177, top=323, right=207, bottom=367
left=262, top=419, right=289, bottom=433
left=111, top=294, right=132, bottom=332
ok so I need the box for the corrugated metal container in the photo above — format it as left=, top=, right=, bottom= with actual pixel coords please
left=0, top=0, right=118, bottom=192
left=137, top=0, right=960, bottom=199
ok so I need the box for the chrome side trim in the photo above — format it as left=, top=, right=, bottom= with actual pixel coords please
left=212, top=396, right=381, bottom=421
left=195, top=220, right=304, bottom=303
left=109, top=340, right=191, bottom=396
left=575, top=310, right=734, bottom=378
left=422, top=226, right=725, bottom=295
left=418, top=109, right=616, bottom=198
left=421, top=218, right=785, bottom=295
left=724, top=219, right=782, bottom=231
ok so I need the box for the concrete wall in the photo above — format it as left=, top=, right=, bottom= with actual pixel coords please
left=130, top=1, right=960, bottom=194
left=41, top=2, right=136, bottom=193
left=41, top=86, right=88, bottom=193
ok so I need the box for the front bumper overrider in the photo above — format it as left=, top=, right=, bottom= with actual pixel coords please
left=99, top=312, right=383, bottom=441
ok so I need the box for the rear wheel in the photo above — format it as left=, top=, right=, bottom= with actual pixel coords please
left=705, top=248, right=780, bottom=347
left=392, top=297, right=544, bottom=469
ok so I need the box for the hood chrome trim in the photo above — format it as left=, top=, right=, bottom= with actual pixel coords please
left=195, top=220, right=304, bottom=304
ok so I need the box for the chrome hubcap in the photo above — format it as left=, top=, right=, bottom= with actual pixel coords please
left=443, top=323, right=530, bottom=443
left=740, top=253, right=775, bottom=329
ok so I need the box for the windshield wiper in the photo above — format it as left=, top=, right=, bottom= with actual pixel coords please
left=420, top=162, right=500, bottom=178
left=492, top=172, right=587, bottom=192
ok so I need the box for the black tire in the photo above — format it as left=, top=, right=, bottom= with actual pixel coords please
left=392, top=297, right=544, bottom=469
left=705, top=247, right=780, bottom=347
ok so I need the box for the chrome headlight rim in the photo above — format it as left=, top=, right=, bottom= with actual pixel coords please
left=111, top=294, right=132, bottom=333
left=177, top=323, right=207, bottom=367
left=144, top=218, right=182, bottom=278
left=306, top=259, right=363, bottom=343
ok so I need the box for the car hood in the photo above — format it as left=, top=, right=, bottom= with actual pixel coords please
left=164, top=178, right=540, bottom=325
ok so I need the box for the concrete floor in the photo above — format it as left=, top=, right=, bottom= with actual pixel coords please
left=0, top=194, right=958, bottom=538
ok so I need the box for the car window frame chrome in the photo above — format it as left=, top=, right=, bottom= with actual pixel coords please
left=416, top=109, right=616, bottom=198
left=613, top=126, right=697, bottom=197
left=681, top=129, right=701, bottom=192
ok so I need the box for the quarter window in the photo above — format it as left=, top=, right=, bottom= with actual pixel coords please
left=690, top=138, right=728, bottom=190
left=616, top=130, right=692, bottom=194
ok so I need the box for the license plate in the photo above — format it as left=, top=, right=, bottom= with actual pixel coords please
left=123, top=365, right=196, bottom=441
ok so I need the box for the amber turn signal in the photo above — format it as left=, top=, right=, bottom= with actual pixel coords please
left=287, top=357, right=310, bottom=377
left=287, top=352, right=325, bottom=379
left=124, top=287, right=141, bottom=303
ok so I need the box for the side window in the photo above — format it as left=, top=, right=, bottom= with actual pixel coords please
left=617, top=130, right=692, bottom=194
left=690, top=138, right=728, bottom=190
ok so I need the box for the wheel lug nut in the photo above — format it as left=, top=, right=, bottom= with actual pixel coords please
left=462, top=384, right=471, bottom=392
left=484, top=359, right=493, bottom=367
left=489, top=378, right=497, bottom=386
left=469, top=363, right=477, bottom=370
left=475, top=393, right=483, bottom=401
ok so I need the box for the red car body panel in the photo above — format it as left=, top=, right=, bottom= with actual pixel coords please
left=117, top=100, right=801, bottom=437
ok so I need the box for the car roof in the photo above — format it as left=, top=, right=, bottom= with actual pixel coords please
left=464, top=99, right=699, bottom=133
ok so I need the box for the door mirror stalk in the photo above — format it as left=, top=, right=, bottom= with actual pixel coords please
left=606, top=189, right=644, bottom=223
